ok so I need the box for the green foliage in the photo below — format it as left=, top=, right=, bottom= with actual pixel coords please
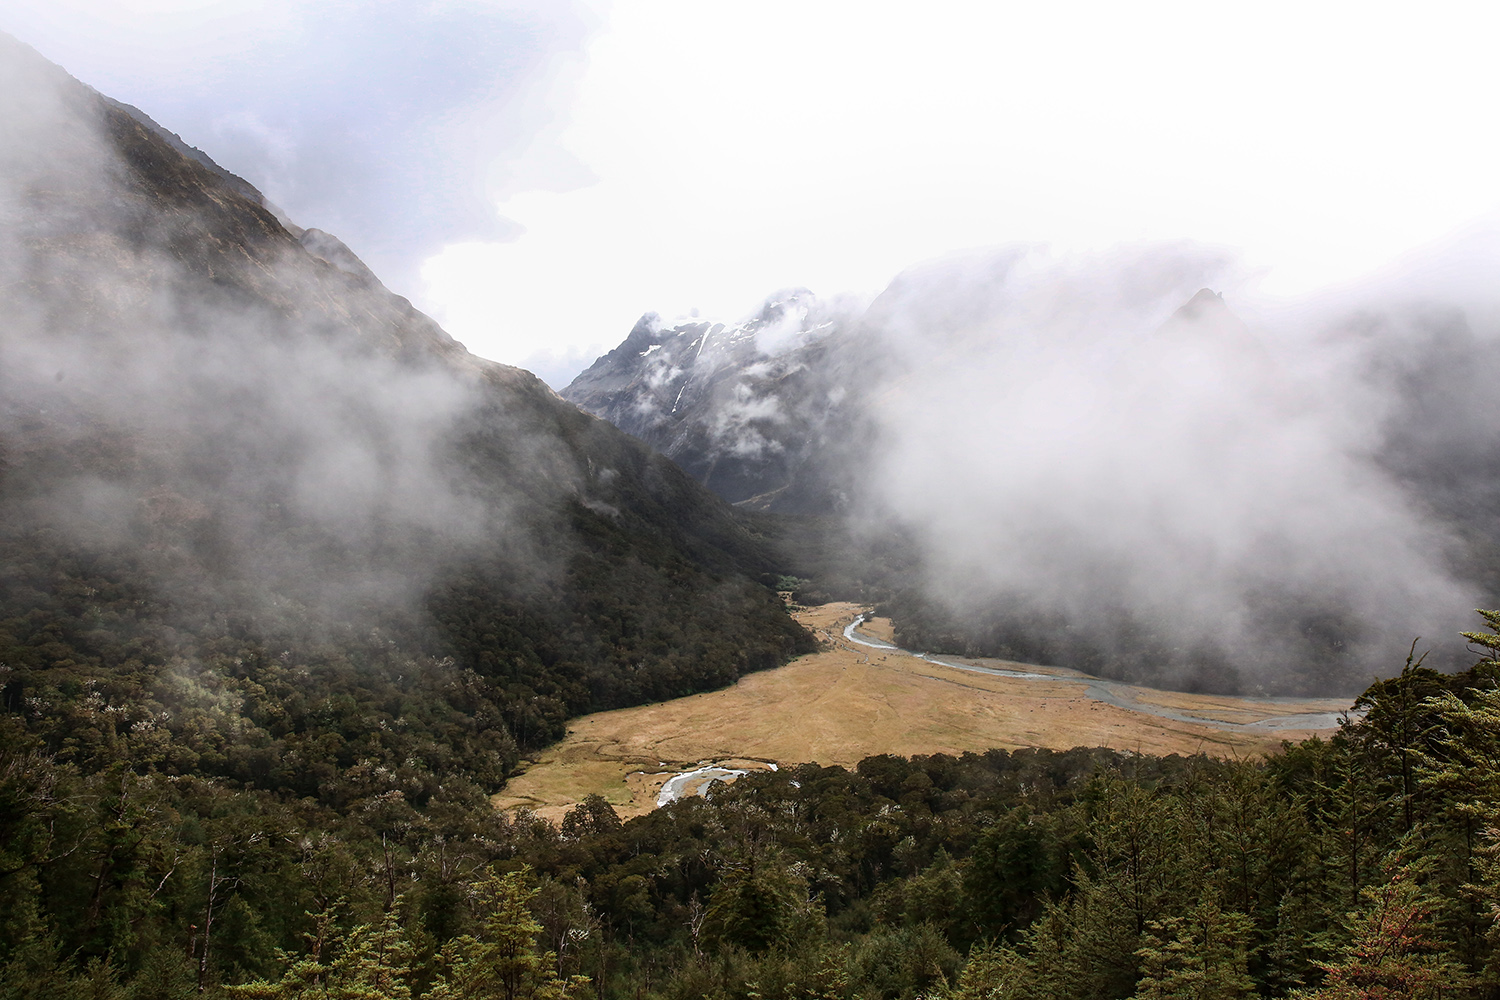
left=228, top=904, right=415, bottom=1000
left=1460, top=608, right=1500, bottom=668
left=1020, top=874, right=1144, bottom=1000
left=656, top=943, right=849, bottom=1000
left=1131, top=897, right=1255, bottom=1000
left=937, top=943, right=1032, bottom=1000
left=427, top=868, right=587, bottom=1000
left=560, top=795, right=622, bottom=843
left=703, top=860, right=817, bottom=955
left=1294, top=863, right=1471, bottom=999
left=870, top=849, right=965, bottom=944
left=964, top=809, right=1066, bottom=942
left=16, top=611, right=1500, bottom=998
left=849, top=923, right=959, bottom=1000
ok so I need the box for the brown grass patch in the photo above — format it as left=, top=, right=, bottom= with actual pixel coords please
left=493, top=602, right=1349, bottom=821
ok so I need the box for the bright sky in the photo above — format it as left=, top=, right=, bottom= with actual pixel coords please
left=4, top=1, right=1499, bottom=385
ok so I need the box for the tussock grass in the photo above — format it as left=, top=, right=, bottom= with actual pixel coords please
left=493, top=603, right=1348, bottom=820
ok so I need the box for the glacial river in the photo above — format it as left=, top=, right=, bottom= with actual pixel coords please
left=841, top=616, right=1352, bottom=732
left=655, top=763, right=778, bottom=807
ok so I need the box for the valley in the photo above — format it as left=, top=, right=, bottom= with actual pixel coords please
left=6, top=28, right=1500, bottom=1000
left=493, top=601, right=1351, bottom=820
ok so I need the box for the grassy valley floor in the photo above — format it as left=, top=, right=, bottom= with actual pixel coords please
left=493, top=602, right=1350, bottom=820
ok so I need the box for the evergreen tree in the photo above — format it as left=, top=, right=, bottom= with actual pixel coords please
left=1130, top=897, right=1255, bottom=1000
left=1416, top=673, right=1500, bottom=984
left=1015, top=880, right=1142, bottom=1000
left=703, top=861, right=814, bottom=954
left=940, top=943, right=1034, bottom=1000
left=1086, top=779, right=1182, bottom=938
left=1295, top=864, right=1470, bottom=1000
left=227, top=903, right=414, bottom=1000
left=326, top=907, right=414, bottom=1000
left=849, top=922, right=959, bottom=1000
left=427, top=868, right=585, bottom=1000
left=964, top=810, right=1062, bottom=941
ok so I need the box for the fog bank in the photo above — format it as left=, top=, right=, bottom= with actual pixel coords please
left=0, top=34, right=554, bottom=629
left=858, top=243, right=1493, bottom=693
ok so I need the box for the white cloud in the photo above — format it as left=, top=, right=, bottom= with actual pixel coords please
left=1, top=0, right=599, bottom=294
left=422, top=1, right=1500, bottom=382
left=8, top=0, right=1500, bottom=385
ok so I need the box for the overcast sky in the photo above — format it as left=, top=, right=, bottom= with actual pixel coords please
left=4, top=1, right=1499, bottom=386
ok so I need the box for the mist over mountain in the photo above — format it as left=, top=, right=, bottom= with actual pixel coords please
left=0, top=32, right=810, bottom=780
left=571, top=242, right=1500, bottom=695
left=13, top=15, right=1500, bottom=1000
left=562, top=290, right=872, bottom=514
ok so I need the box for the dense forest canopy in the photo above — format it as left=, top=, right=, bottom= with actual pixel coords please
left=6, top=618, right=1500, bottom=999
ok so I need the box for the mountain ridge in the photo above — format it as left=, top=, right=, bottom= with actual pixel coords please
left=0, top=31, right=813, bottom=800
left=562, top=290, right=872, bottom=514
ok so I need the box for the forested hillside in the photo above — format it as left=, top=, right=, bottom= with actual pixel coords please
left=0, top=32, right=819, bottom=990
left=0, top=26, right=812, bottom=779
left=6, top=617, right=1500, bottom=999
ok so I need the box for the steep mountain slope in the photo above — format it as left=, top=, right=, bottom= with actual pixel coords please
left=0, top=33, right=812, bottom=802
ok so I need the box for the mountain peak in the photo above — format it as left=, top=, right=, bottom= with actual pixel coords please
left=1174, top=287, right=1227, bottom=321
left=623, top=312, right=663, bottom=349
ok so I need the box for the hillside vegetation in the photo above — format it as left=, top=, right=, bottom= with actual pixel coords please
left=0, top=29, right=812, bottom=793
left=5, top=618, right=1500, bottom=999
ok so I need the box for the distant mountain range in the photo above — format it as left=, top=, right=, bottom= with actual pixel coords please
left=7, top=22, right=1497, bottom=717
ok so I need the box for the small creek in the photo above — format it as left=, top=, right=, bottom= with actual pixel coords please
left=655, top=762, right=778, bottom=807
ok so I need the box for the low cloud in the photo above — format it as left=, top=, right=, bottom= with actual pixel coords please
left=857, top=243, right=1488, bottom=692
left=0, top=36, right=556, bottom=627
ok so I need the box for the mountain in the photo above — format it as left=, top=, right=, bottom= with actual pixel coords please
left=0, top=32, right=813, bottom=802
left=562, top=291, right=876, bottom=514
left=566, top=245, right=1500, bottom=695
